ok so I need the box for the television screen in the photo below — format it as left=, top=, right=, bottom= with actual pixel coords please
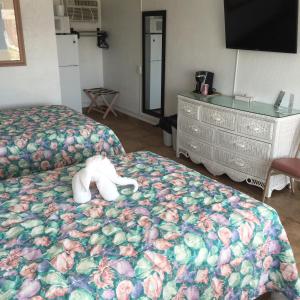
left=224, top=0, right=299, bottom=53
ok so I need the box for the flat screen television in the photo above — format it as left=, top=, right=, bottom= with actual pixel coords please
left=224, top=0, right=299, bottom=53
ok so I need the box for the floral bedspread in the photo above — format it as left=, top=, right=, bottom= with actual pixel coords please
left=0, top=151, right=299, bottom=300
left=0, top=105, right=125, bottom=180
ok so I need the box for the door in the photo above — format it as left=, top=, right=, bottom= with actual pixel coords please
left=101, top=0, right=142, bottom=116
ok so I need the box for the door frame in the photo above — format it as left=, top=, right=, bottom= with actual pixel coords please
left=142, top=10, right=166, bottom=118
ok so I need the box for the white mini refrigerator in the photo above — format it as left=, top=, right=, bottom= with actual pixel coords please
left=56, top=34, right=82, bottom=112
left=145, top=34, right=162, bottom=110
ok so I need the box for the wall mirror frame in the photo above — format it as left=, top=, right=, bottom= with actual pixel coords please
left=0, top=0, right=26, bottom=67
left=142, top=10, right=166, bottom=118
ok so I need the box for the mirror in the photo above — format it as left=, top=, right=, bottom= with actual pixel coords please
left=142, top=11, right=166, bottom=118
left=0, top=0, right=25, bottom=66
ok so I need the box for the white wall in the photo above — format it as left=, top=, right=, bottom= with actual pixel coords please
left=0, top=0, right=61, bottom=109
left=101, top=0, right=142, bottom=116
left=69, top=11, right=104, bottom=108
left=143, top=0, right=300, bottom=112
left=142, top=0, right=237, bottom=115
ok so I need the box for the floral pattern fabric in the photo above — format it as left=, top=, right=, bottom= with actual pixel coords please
left=0, top=105, right=125, bottom=180
left=0, top=151, right=299, bottom=300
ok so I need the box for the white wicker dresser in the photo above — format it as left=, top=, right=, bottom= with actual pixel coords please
left=177, top=92, right=300, bottom=197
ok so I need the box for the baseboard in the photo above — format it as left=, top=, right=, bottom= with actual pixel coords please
left=83, top=105, right=159, bottom=125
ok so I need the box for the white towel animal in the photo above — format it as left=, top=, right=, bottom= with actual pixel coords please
left=72, top=155, right=138, bottom=203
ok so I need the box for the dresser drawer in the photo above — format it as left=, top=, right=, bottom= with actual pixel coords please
left=178, top=135, right=212, bottom=160
left=179, top=117, right=214, bottom=143
left=215, top=130, right=271, bottom=160
left=214, top=148, right=266, bottom=179
left=178, top=100, right=200, bottom=120
left=237, top=116, right=274, bottom=141
left=201, top=106, right=236, bottom=131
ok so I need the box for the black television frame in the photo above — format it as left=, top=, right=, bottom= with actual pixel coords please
left=224, top=0, right=299, bottom=54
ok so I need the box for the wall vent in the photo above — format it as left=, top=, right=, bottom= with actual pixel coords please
left=65, top=0, right=99, bottom=23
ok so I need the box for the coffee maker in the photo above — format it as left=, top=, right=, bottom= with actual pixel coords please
left=194, top=71, right=214, bottom=95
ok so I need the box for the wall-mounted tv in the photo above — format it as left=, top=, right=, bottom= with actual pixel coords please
left=224, top=0, right=299, bottom=54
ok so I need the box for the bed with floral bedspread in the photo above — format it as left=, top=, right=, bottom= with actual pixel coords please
left=0, top=105, right=125, bottom=180
left=0, top=151, right=299, bottom=300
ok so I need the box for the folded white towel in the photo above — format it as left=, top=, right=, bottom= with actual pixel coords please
left=72, top=155, right=138, bottom=203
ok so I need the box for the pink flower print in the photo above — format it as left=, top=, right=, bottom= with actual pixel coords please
left=20, top=263, right=38, bottom=279
left=144, top=251, right=172, bottom=274
left=116, top=280, right=134, bottom=300
left=95, top=141, right=104, bottom=152
left=238, top=223, right=254, bottom=245
left=50, top=142, right=58, bottom=150
left=51, top=252, right=75, bottom=273
left=230, top=257, right=243, bottom=268
left=138, top=216, right=152, bottom=229
left=212, top=277, right=224, bottom=299
left=153, top=239, right=173, bottom=250
left=138, top=200, right=152, bottom=206
left=235, top=209, right=260, bottom=225
left=90, top=245, right=103, bottom=257
left=20, top=194, right=36, bottom=202
left=159, top=209, right=179, bottom=223
left=61, top=213, right=76, bottom=224
left=93, top=257, right=114, bottom=289
left=32, top=151, right=43, bottom=161
left=34, top=237, right=50, bottom=247
left=263, top=256, right=273, bottom=270
left=68, top=230, right=90, bottom=239
left=119, top=208, right=134, bottom=223
left=220, top=264, right=232, bottom=277
left=119, top=245, right=137, bottom=257
left=45, top=287, right=68, bottom=299
left=176, top=265, right=187, bottom=279
left=84, top=207, right=103, bottom=219
left=241, top=291, right=249, bottom=300
left=9, top=202, right=29, bottom=213
left=153, top=182, right=164, bottom=189
left=51, top=239, right=84, bottom=273
left=68, top=145, right=76, bottom=153
left=195, top=269, right=209, bottom=284
left=143, top=273, right=163, bottom=300
left=83, top=224, right=101, bottom=233
left=280, top=263, right=299, bottom=281
left=80, top=128, right=90, bottom=138
left=15, top=138, right=28, bottom=149
left=185, top=286, right=199, bottom=300
left=212, top=203, right=226, bottom=212
left=41, top=160, right=50, bottom=171
left=0, top=248, right=22, bottom=270
left=164, top=232, right=181, bottom=241
left=44, top=203, right=58, bottom=218
left=218, top=227, right=232, bottom=247
left=171, top=179, right=186, bottom=187
left=197, top=213, right=213, bottom=232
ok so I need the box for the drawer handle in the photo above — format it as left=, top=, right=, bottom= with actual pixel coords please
left=189, top=143, right=197, bottom=150
left=189, top=126, right=199, bottom=133
left=231, top=158, right=246, bottom=167
left=247, top=125, right=261, bottom=133
left=213, top=115, right=223, bottom=122
left=184, top=108, right=192, bottom=113
left=235, top=142, right=246, bottom=149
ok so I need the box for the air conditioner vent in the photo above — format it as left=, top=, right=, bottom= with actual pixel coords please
left=65, top=0, right=99, bottom=23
